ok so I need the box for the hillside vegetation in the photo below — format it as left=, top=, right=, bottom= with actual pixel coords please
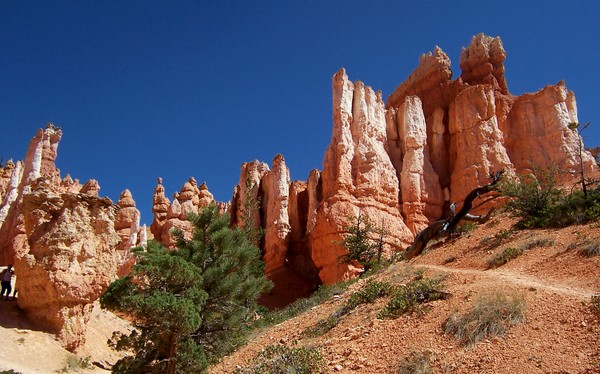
left=212, top=213, right=600, bottom=373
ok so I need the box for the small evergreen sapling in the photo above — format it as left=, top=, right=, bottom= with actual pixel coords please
left=100, top=203, right=272, bottom=373
left=337, top=211, right=380, bottom=272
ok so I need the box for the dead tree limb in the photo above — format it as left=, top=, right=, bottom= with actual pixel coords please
left=404, top=170, right=505, bottom=260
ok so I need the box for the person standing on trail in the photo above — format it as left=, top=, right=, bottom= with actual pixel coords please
left=1, top=265, right=14, bottom=301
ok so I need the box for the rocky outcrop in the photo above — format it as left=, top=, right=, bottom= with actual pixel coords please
left=387, top=96, right=444, bottom=233
left=150, top=177, right=170, bottom=240
left=115, top=189, right=145, bottom=276
left=0, top=160, right=16, bottom=200
left=448, top=85, right=515, bottom=203
left=231, top=160, right=270, bottom=239
left=261, top=154, right=291, bottom=276
left=151, top=177, right=217, bottom=248
left=16, top=181, right=119, bottom=351
left=3, top=34, right=596, bottom=317
left=0, top=124, right=63, bottom=263
left=385, top=33, right=593, bottom=211
left=459, top=34, right=508, bottom=94
left=0, top=124, right=130, bottom=351
left=504, top=82, right=596, bottom=175
left=312, top=69, right=413, bottom=284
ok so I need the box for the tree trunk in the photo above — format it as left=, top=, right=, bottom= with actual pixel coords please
left=166, top=334, right=177, bottom=374
left=404, top=170, right=504, bottom=259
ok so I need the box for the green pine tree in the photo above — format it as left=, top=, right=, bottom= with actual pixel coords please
left=337, top=211, right=379, bottom=272
left=100, top=203, right=272, bottom=373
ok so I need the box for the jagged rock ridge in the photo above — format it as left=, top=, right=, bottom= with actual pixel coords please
left=1, top=34, right=596, bottom=344
left=0, top=124, right=146, bottom=351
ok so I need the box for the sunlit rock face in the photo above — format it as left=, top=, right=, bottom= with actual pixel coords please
left=448, top=85, right=515, bottom=203
left=241, top=32, right=596, bottom=288
left=115, top=189, right=144, bottom=276
left=17, top=181, right=119, bottom=351
left=150, top=177, right=170, bottom=240
left=0, top=124, right=63, bottom=264
left=0, top=124, right=124, bottom=352
left=387, top=95, right=444, bottom=234
left=261, top=154, right=291, bottom=276
left=386, top=33, right=594, bottom=212
left=151, top=177, right=218, bottom=248
left=312, top=68, right=413, bottom=285
left=459, top=34, right=508, bottom=94
left=503, top=82, right=596, bottom=176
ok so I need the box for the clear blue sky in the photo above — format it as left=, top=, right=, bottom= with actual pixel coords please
left=1, top=1, right=599, bottom=225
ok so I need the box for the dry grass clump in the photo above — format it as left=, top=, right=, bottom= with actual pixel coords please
left=579, top=240, right=600, bottom=257
left=395, top=350, right=433, bottom=374
left=302, top=280, right=391, bottom=338
left=487, top=237, right=555, bottom=269
left=487, top=247, right=524, bottom=269
left=592, top=294, right=600, bottom=316
left=443, top=291, right=526, bottom=346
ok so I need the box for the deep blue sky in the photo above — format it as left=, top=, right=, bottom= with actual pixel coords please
left=1, top=1, right=599, bottom=225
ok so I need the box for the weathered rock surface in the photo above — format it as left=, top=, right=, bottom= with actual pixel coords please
left=151, top=177, right=217, bottom=248
left=0, top=124, right=63, bottom=264
left=150, top=177, right=170, bottom=240
left=312, top=69, right=413, bottom=284
left=386, top=33, right=593, bottom=211
left=16, top=182, right=119, bottom=351
left=260, top=154, right=291, bottom=276
left=504, top=82, right=596, bottom=175
left=448, top=85, right=515, bottom=203
left=460, top=33, right=508, bottom=94
left=0, top=124, right=127, bottom=351
left=3, top=34, right=597, bottom=320
left=115, top=189, right=144, bottom=276
left=387, top=95, right=444, bottom=233
left=244, top=34, right=596, bottom=289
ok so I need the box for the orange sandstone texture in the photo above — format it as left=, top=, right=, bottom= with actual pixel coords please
left=218, top=34, right=596, bottom=288
left=0, top=124, right=143, bottom=351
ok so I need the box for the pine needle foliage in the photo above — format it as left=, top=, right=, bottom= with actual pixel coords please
left=100, top=203, right=272, bottom=373
left=337, top=211, right=383, bottom=272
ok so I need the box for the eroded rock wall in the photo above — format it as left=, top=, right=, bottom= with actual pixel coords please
left=0, top=124, right=140, bottom=351
left=17, top=183, right=119, bottom=351
left=312, top=68, right=413, bottom=284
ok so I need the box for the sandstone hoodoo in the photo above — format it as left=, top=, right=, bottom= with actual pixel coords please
left=223, top=33, right=595, bottom=290
left=0, top=124, right=144, bottom=351
left=0, top=33, right=596, bottom=353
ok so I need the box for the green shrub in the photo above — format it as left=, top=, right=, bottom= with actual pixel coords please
left=347, top=280, right=392, bottom=308
left=501, top=166, right=600, bottom=228
left=301, top=315, right=340, bottom=338
left=257, top=279, right=355, bottom=328
left=443, top=292, right=526, bottom=346
left=453, top=222, right=476, bottom=236
left=378, top=276, right=448, bottom=319
left=479, top=229, right=514, bottom=251
left=395, top=350, right=433, bottom=374
left=500, top=168, right=562, bottom=228
left=302, top=280, right=391, bottom=337
left=488, top=237, right=554, bottom=269
left=235, top=345, right=326, bottom=374
left=487, top=247, right=524, bottom=269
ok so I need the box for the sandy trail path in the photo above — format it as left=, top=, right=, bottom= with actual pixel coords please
left=418, top=264, right=596, bottom=299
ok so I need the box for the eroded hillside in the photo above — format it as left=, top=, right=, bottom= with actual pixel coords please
left=211, top=214, right=600, bottom=373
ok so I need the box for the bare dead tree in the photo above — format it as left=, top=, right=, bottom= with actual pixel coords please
left=404, top=170, right=505, bottom=259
